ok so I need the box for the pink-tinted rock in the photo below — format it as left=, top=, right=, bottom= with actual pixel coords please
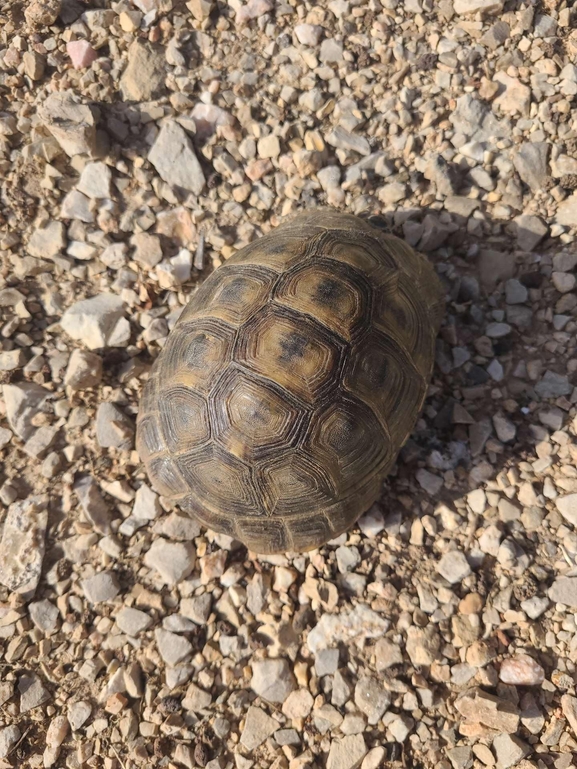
left=67, top=40, right=97, bottom=70
left=190, top=103, right=235, bottom=139
left=236, top=0, right=273, bottom=24
left=499, top=654, right=545, bottom=686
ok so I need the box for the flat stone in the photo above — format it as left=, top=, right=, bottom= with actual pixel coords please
left=556, top=193, right=577, bottom=227
left=96, top=402, right=134, bottom=450
left=155, top=628, right=193, bottom=666
left=455, top=689, right=519, bottom=733
left=116, top=607, right=153, bottom=636
left=68, top=700, right=92, bottom=731
left=28, top=220, right=65, bottom=258
left=77, top=161, right=112, bottom=199
left=180, top=594, right=212, bottom=625
left=144, top=539, right=195, bottom=586
left=552, top=271, right=576, bottom=293
left=326, top=734, right=367, bottom=769
left=120, top=40, right=166, bottom=101
left=148, top=120, right=206, bottom=195
left=406, top=625, right=441, bottom=665
left=505, top=279, right=528, bottom=305
left=39, top=90, right=96, bottom=156
left=514, top=215, right=548, bottom=251
left=535, top=371, right=571, bottom=398
left=60, top=190, right=94, bottom=222
left=81, top=572, right=120, bottom=603
left=354, top=677, right=391, bottom=724
left=251, top=658, right=297, bottom=704
left=0, top=496, right=48, bottom=597
left=29, top=599, right=59, bottom=635
left=240, top=706, right=277, bottom=751
left=182, top=681, right=211, bottom=711
left=307, top=604, right=389, bottom=654
left=492, top=734, right=530, bottom=769
left=326, top=126, right=370, bottom=156
left=3, top=382, right=50, bottom=441
left=131, top=232, right=163, bottom=268
left=19, top=673, right=50, bottom=712
left=60, top=294, right=129, bottom=350
left=0, top=725, right=20, bottom=759
left=453, top=0, right=503, bottom=12
left=513, top=143, right=550, bottom=191
left=64, top=349, right=102, bottom=389
left=556, top=494, right=577, bottom=526
left=257, top=134, right=280, bottom=159
left=494, top=73, right=531, bottom=116
left=294, top=23, right=323, bottom=46
left=416, top=468, right=443, bottom=495
left=549, top=577, right=577, bottom=607
left=437, top=550, right=471, bottom=583
left=282, top=689, right=314, bottom=719
left=486, top=322, right=511, bottom=338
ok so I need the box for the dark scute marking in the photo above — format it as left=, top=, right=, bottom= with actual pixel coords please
left=314, top=277, right=345, bottom=306
left=367, top=355, right=388, bottom=387
left=186, top=333, right=210, bottom=366
left=219, top=277, right=248, bottom=303
left=278, top=332, right=308, bottom=363
left=328, top=413, right=357, bottom=452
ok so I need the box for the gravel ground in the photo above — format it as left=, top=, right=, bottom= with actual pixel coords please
left=1, top=0, right=577, bottom=767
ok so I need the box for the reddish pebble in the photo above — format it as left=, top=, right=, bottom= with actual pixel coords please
left=499, top=654, right=545, bottom=686
left=67, top=40, right=97, bottom=70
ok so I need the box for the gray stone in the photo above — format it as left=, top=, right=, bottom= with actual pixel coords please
left=81, top=571, right=120, bottom=603
left=0, top=349, right=26, bottom=372
left=486, top=322, right=511, bottom=338
left=67, top=700, right=91, bottom=731
left=505, top=279, right=528, bottom=305
left=148, top=120, right=206, bottom=196
left=535, top=371, right=571, bottom=398
left=132, top=484, right=161, bottom=521
left=144, top=539, right=195, bottom=586
left=406, top=625, right=441, bottom=665
left=437, top=550, right=471, bottom=583
left=493, top=414, right=516, bottom=443
left=64, top=349, right=102, bottom=389
left=354, top=677, right=391, bottom=724
left=553, top=252, right=577, bottom=272
left=29, top=599, right=59, bottom=635
left=19, top=673, right=50, bottom=712
left=180, top=594, right=212, bottom=625
left=251, top=658, right=297, bottom=703
left=480, top=20, right=509, bottom=49
left=155, top=628, right=193, bottom=666
left=319, top=38, right=343, bottom=63
left=416, top=468, right=443, bottom=495
left=449, top=94, right=507, bottom=144
left=240, top=706, right=277, bottom=751
left=131, top=232, right=163, bottom=268
left=308, top=604, right=389, bottom=654
left=120, top=41, right=166, bottom=101
left=39, top=90, right=96, bottom=156
left=492, top=734, right=530, bottom=769
left=60, top=294, right=129, bottom=350
left=28, top=220, right=66, bottom=258
left=116, top=607, right=153, bottom=636
left=514, top=142, right=550, bottom=192
left=0, top=725, right=20, bottom=758
left=315, top=648, right=340, bottom=676
left=549, top=577, right=577, bottom=607
left=326, top=734, right=367, bottom=769
left=326, top=126, right=370, bottom=156
left=3, top=383, right=50, bottom=441
left=0, top=496, right=48, bottom=597
left=23, top=425, right=58, bottom=459
left=74, top=475, right=112, bottom=534
left=556, top=494, right=577, bottom=526
left=77, top=161, right=112, bottom=199
left=96, top=402, right=134, bottom=450
left=153, top=512, right=201, bottom=541
left=514, top=215, right=547, bottom=251
left=60, top=190, right=94, bottom=222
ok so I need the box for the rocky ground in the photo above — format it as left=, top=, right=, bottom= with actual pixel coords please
left=1, top=0, right=577, bottom=767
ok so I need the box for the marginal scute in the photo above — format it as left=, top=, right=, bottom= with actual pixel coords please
left=136, top=209, right=444, bottom=554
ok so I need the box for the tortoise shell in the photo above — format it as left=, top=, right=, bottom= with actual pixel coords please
left=136, top=209, right=444, bottom=553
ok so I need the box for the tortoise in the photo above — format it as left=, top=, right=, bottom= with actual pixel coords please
left=136, top=209, right=444, bottom=554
